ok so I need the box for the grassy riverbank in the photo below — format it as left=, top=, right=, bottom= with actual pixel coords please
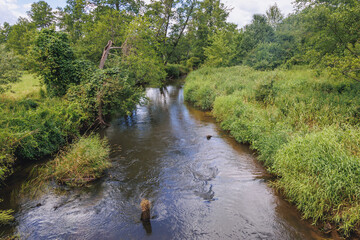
left=184, top=66, right=360, bottom=236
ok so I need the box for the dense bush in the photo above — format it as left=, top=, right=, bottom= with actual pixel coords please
left=165, top=64, right=186, bottom=79
left=31, top=29, right=77, bottom=97
left=184, top=66, right=360, bottom=235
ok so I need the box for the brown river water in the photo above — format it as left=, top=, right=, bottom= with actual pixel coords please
left=0, top=85, right=328, bottom=239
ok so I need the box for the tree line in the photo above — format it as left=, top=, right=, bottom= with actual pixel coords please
left=0, top=0, right=357, bottom=90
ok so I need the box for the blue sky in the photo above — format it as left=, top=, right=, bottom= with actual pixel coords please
left=0, top=0, right=294, bottom=28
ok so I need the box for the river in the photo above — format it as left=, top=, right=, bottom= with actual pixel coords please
left=0, top=85, right=326, bottom=239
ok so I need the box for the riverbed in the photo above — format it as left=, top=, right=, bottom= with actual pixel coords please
left=0, top=85, right=326, bottom=239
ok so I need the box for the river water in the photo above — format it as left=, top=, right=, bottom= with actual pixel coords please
left=1, top=85, right=326, bottom=239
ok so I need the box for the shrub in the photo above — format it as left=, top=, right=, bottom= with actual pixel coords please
left=165, top=64, right=181, bottom=79
left=31, top=29, right=75, bottom=97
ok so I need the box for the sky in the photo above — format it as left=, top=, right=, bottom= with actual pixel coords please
left=0, top=0, right=295, bottom=28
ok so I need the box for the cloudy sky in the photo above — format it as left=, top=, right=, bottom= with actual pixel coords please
left=0, top=0, right=295, bottom=27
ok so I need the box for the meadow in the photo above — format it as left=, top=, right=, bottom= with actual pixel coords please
left=184, top=66, right=360, bottom=235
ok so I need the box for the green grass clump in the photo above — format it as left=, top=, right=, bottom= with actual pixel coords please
left=184, top=65, right=360, bottom=235
left=47, top=135, right=111, bottom=186
left=0, top=209, right=14, bottom=225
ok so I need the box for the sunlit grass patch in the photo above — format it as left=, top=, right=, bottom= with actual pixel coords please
left=1, top=73, right=44, bottom=99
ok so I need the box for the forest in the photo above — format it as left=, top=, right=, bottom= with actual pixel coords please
left=0, top=0, right=359, bottom=237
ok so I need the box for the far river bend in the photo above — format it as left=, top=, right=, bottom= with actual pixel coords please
left=1, top=84, right=327, bottom=239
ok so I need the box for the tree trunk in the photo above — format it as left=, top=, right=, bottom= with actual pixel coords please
left=99, top=40, right=113, bottom=69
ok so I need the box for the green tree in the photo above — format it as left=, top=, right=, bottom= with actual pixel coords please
left=187, top=0, right=233, bottom=65
left=120, top=17, right=166, bottom=86
left=266, top=3, right=284, bottom=29
left=32, top=29, right=76, bottom=97
left=204, top=30, right=234, bottom=67
left=66, top=68, right=143, bottom=125
left=0, top=45, right=22, bottom=93
left=240, top=14, right=274, bottom=55
left=27, top=1, right=55, bottom=29
left=58, top=0, right=90, bottom=42
left=0, top=22, right=11, bottom=44
left=296, top=0, right=360, bottom=80
left=74, top=8, right=131, bottom=63
left=6, top=17, right=36, bottom=56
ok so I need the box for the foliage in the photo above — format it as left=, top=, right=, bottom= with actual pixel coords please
left=5, top=18, right=36, bottom=57
left=184, top=66, right=360, bottom=234
left=0, top=209, right=14, bottom=225
left=0, top=45, right=22, bottom=93
left=120, top=17, right=166, bottom=86
left=245, top=42, right=287, bottom=70
left=44, top=134, right=111, bottom=186
left=66, top=68, right=144, bottom=124
left=0, top=22, right=11, bottom=44
left=296, top=0, right=360, bottom=80
left=165, top=64, right=182, bottom=79
left=31, top=29, right=76, bottom=97
left=204, top=30, right=234, bottom=67
left=27, top=1, right=55, bottom=29
left=266, top=3, right=284, bottom=29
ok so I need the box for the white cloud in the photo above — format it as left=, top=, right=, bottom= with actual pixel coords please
left=0, top=0, right=30, bottom=24
left=222, top=0, right=295, bottom=28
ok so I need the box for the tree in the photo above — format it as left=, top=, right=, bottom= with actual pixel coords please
left=6, top=17, right=36, bottom=56
left=0, top=23, right=11, bottom=44
left=0, top=45, right=22, bottom=93
left=145, top=0, right=197, bottom=64
left=187, top=0, right=233, bottom=65
left=266, top=3, right=284, bottom=29
left=119, top=16, right=166, bottom=86
left=32, top=29, right=76, bottom=97
left=204, top=30, right=234, bottom=67
left=74, top=8, right=131, bottom=63
left=58, top=0, right=90, bottom=42
left=27, top=1, right=55, bottom=29
left=237, top=14, right=274, bottom=62
left=91, top=0, right=143, bottom=13
left=296, top=0, right=360, bottom=80
left=66, top=68, right=143, bottom=125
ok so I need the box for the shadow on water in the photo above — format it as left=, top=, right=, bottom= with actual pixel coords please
left=0, top=85, right=330, bottom=239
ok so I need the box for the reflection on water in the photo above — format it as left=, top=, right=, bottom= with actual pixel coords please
left=0, top=85, right=327, bottom=239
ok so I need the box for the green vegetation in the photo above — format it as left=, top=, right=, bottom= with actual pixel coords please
left=43, top=135, right=110, bottom=186
left=184, top=66, right=360, bottom=235
left=2, top=73, right=42, bottom=99
left=0, top=209, right=14, bottom=225
left=0, top=0, right=359, bottom=236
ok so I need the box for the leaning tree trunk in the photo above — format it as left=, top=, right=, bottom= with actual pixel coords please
left=97, top=41, right=122, bottom=126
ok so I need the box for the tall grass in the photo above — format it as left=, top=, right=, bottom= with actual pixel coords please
left=45, top=134, right=111, bottom=186
left=184, top=66, right=360, bottom=236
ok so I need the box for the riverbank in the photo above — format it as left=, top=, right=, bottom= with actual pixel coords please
left=183, top=66, right=360, bottom=237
